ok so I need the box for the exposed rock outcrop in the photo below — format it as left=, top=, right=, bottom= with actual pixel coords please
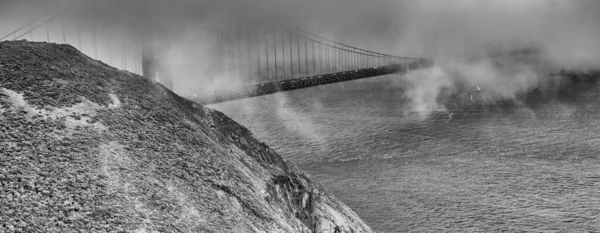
left=0, top=41, right=372, bottom=233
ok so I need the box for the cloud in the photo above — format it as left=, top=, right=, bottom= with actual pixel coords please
left=2, top=0, right=599, bottom=101
left=392, top=0, right=600, bottom=69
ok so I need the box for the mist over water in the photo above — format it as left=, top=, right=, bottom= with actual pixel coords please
left=212, top=73, right=600, bottom=232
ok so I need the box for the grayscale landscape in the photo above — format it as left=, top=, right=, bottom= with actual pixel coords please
left=1, top=0, right=600, bottom=232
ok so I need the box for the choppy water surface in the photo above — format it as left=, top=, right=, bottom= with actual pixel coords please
left=211, top=74, right=600, bottom=232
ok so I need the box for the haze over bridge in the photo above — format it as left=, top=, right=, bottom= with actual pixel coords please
left=0, top=0, right=432, bottom=105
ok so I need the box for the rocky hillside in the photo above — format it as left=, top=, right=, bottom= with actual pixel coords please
left=0, top=41, right=372, bottom=233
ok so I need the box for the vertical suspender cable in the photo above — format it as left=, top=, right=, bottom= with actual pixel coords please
left=327, top=43, right=330, bottom=73
left=344, top=48, right=352, bottom=70
left=108, top=31, right=112, bottom=66
left=343, top=48, right=346, bottom=71
left=246, top=29, right=251, bottom=83
left=354, top=48, right=357, bottom=69
left=227, top=28, right=233, bottom=72
left=337, top=48, right=340, bottom=72
left=340, top=48, right=346, bottom=71
left=304, top=32, right=308, bottom=76
left=339, top=48, right=342, bottom=72
left=325, top=43, right=328, bottom=73
left=216, top=28, right=222, bottom=74
left=237, top=26, right=242, bottom=79
left=122, top=39, right=127, bottom=70
left=133, top=42, right=137, bottom=74
left=337, top=46, right=340, bottom=72
left=363, top=51, right=366, bottom=69
left=273, top=29, right=278, bottom=81
left=333, top=45, right=341, bottom=73
left=310, top=34, right=317, bottom=76
left=342, top=48, right=345, bottom=71
left=207, top=28, right=213, bottom=79
left=290, top=29, right=302, bottom=77
left=256, top=30, right=262, bottom=83
left=345, top=48, right=348, bottom=71
left=289, top=31, right=294, bottom=80
left=77, top=21, right=81, bottom=50
left=265, top=31, right=270, bottom=82
left=319, top=38, right=322, bottom=75
left=333, top=47, right=336, bottom=72
left=296, top=31, right=300, bottom=77
left=281, top=30, right=285, bottom=80
left=350, top=48, right=356, bottom=70
left=339, top=48, right=342, bottom=71
left=336, top=48, right=339, bottom=72
left=350, top=48, right=353, bottom=70
left=46, top=22, right=50, bottom=42
left=93, top=23, right=97, bottom=59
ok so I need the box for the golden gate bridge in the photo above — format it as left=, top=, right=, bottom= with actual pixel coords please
left=0, top=1, right=432, bottom=104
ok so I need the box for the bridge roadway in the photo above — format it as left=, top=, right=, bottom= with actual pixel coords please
left=192, top=59, right=433, bottom=105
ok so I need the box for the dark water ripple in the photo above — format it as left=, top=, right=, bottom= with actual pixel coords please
left=212, top=75, right=600, bottom=232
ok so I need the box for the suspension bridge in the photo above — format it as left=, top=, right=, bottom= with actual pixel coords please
left=0, top=2, right=432, bottom=105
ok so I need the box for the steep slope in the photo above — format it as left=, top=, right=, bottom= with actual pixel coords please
left=0, top=41, right=372, bottom=233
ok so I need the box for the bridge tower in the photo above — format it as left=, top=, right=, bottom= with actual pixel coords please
left=141, top=41, right=173, bottom=90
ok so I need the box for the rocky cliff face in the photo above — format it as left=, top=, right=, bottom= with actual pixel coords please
left=0, top=41, right=372, bottom=233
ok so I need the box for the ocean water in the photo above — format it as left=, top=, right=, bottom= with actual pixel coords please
left=210, top=74, right=600, bottom=232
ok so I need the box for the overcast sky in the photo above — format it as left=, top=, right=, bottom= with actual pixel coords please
left=1, top=0, right=599, bottom=72
left=1, top=0, right=598, bottom=63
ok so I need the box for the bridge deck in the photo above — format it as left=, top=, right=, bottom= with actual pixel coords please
left=192, top=60, right=432, bottom=105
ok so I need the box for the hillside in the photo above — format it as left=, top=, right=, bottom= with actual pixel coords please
left=0, top=41, right=372, bottom=233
